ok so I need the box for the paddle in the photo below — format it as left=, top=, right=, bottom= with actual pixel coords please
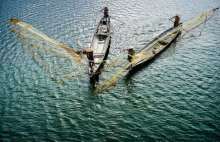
left=110, top=16, right=125, bottom=25
left=169, top=19, right=174, bottom=23
left=98, top=9, right=125, bottom=25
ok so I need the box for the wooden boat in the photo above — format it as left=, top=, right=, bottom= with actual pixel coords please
left=88, top=17, right=111, bottom=76
left=125, top=24, right=182, bottom=74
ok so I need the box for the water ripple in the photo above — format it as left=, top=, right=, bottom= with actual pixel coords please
left=1, top=0, right=220, bottom=141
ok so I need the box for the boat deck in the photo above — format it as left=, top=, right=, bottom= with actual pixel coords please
left=127, top=26, right=181, bottom=69
left=89, top=17, right=111, bottom=74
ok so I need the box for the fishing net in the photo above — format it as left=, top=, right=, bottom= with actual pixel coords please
left=92, top=7, right=219, bottom=95
left=177, top=8, right=219, bottom=50
left=10, top=18, right=118, bottom=83
left=9, top=8, right=218, bottom=91
left=10, top=18, right=88, bottom=83
left=91, top=26, right=182, bottom=95
left=91, top=57, right=132, bottom=95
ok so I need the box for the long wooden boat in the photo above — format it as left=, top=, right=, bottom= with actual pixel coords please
left=89, top=17, right=111, bottom=76
left=125, top=24, right=182, bottom=75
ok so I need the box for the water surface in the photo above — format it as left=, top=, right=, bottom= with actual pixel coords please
left=0, top=0, right=219, bottom=141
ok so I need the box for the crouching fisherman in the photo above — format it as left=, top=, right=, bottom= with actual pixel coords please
left=85, top=48, right=94, bottom=69
left=76, top=47, right=94, bottom=69
left=124, top=46, right=135, bottom=62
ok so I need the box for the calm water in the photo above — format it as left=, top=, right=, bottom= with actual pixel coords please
left=0, top=0, right=220, bottom=141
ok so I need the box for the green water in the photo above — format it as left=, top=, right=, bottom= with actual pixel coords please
left=0, top=0, right=219, bottom=141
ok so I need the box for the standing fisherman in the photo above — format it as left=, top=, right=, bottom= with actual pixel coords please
left=169, top=13, right=180, bottom=27
left=100, top=7, right=109, bottom=18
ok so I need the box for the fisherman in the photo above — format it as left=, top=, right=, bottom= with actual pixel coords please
left=169, top=13, right=180, bottom=27
left=76, top=48, right=94, bottom=69
left=84, top=47, right=94, bottom=69
left=127, top=46, right=135, bottom=62
left=100, top=7, right=109, bottom=18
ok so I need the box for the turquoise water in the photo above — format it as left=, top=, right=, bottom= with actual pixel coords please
left=0, top=0, right=220, bottom=141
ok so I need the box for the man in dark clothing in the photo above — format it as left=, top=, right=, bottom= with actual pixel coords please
left=100, top=7, right=109, bottom=18
left=169, top=13, right=180, bottom=27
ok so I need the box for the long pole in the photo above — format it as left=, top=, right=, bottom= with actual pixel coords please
left=98, top=10, right=125, bottom=24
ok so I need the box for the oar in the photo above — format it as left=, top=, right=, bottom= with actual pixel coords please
left=98, top=8, right=125, bottom=24
left=110, top=16, right=125, bottom=24
left=169, top=19, right=174, bottom=23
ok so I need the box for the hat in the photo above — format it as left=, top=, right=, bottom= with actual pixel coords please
left=86, top=47, right=93, bottom=52
left=175, top=13, right=179, bottom=16
left=128, top=46, right=134, bottom=50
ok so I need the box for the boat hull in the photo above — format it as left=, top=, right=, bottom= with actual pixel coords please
left=89, top=17, right=111, bottom=78
left=126, top=25, right=182, bottom=75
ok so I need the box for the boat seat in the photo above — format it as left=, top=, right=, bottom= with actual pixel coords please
left=98, top=41, right=104, bottom=44
left=158, top=40, right=168, bottom=45
left=93, top=54, right=104, bottom=58
left=99, top=35, right=106, bottom=41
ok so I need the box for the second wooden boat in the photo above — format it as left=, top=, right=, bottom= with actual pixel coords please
left=125, top=25, right=182, bottom=74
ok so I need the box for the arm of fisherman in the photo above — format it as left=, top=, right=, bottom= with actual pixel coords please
left=169, top=16, right=174, bottom=20
left=76, top=50, right=88, bottom=54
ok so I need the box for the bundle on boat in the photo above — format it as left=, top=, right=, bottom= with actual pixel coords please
left=92, top=7, right=219, bottom=95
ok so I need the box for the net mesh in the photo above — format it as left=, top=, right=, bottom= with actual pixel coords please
left=10, top=18, right=87, bottom=83
left=92, top=7, right=219, bottom=95
left=92, top=58, right=132, bottom=95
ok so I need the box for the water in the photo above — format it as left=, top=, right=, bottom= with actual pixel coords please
left=0, top=0, right=220, bottom=141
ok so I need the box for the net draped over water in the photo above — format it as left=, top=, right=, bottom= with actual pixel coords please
left=10, top=18, right=88, bottom=83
